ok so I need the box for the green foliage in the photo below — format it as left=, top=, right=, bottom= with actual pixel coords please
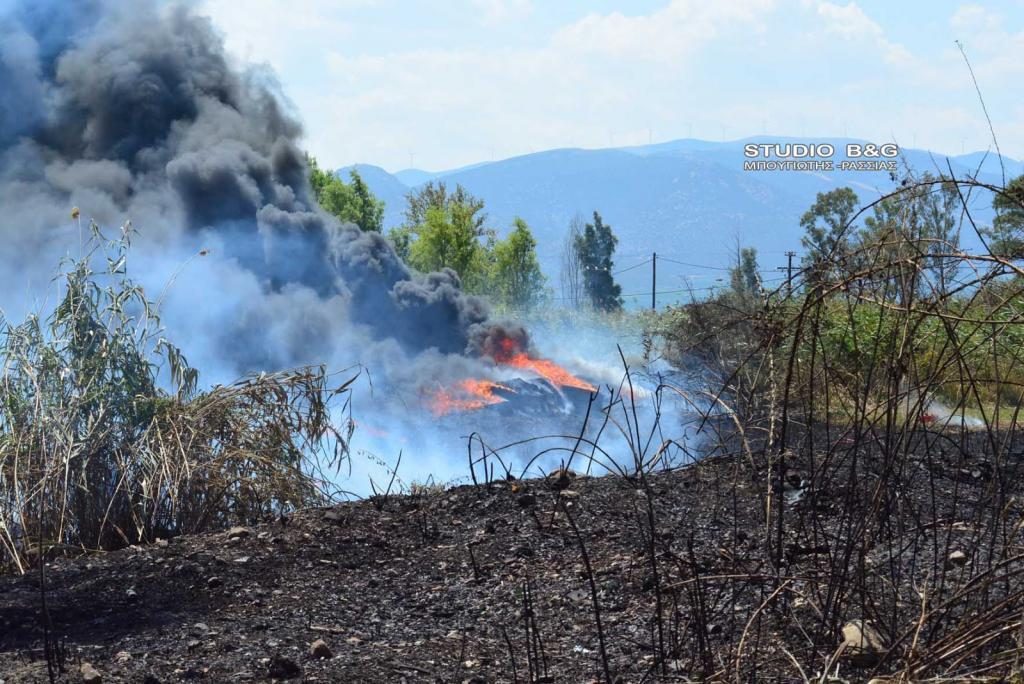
left=576, top=212, right=623, bottom=312
left=402, top=181, right=486, bottom=233
left=987, top=174, right=1024, bottom=258
left=387, top=225, right=415, bottom=262
left=729, top=245, right=760, bottom=300
left=858, top=174, right=960, bottom=300
left=800, top=187, right=859, bottom=284
left=491, top=218, right=547, bottom=311
left=407, top=205, right=491, bottom=290
left=400, top=185, right=546, bottom=308
left=308, top=156, right=384, bottom=232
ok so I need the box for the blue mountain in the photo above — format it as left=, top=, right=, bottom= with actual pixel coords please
left=339, top=138, right=1019, bottom=305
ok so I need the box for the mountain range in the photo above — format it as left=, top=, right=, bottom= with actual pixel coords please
left=338, top=138, right=1023, bottom=306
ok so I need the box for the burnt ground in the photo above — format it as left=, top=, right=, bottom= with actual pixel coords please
left=3, top=430, right=1024, bottom=683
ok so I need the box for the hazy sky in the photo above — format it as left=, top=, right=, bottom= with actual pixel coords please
left=198, top=0, right=1024, bottom=172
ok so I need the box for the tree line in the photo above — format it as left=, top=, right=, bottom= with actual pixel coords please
left=308, top=156, right=626, bottom=313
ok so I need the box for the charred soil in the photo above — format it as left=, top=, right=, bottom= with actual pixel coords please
left=3, top=429, right=1024, bottom=682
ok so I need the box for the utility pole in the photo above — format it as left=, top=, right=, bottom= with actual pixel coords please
left=651, top=252, right=657, bottom=310
left=777, top=250, right=796, bottom=298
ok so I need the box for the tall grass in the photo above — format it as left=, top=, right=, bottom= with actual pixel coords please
left=0, top=222, right=355, bottom=574
left=635, top=173, right=1024, bottom=679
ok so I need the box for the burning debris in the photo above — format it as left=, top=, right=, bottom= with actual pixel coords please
left=427, top=328, right=598, bottom=415
left=427, top=379, right=513, bottom=416
left=491, top=344, right=598, bottom=393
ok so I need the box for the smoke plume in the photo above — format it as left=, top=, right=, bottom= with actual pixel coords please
left=0, top=0, right=689, bottom=491
left=0, top=0, right=505, bottom=374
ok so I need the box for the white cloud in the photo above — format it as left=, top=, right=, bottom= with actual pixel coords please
left=949, top=3, right=1024, bottom=79
left=552, top=0, right=773, bottom=61
left=813, top=2, right=915, bottom=67
left=951, top=4, right=1003, bottom=35
left=198, top=1, right=1024, bottom=169
left=470, top=0, right=533, bottom=26
left=200, top=0, right=368, bottom=67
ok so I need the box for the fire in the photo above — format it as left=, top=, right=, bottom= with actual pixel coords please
left=425, top=332, right=596, bottom=415
left=429, top=379, right=513, bottom=416
left=491, top=337, right=596, bottom=392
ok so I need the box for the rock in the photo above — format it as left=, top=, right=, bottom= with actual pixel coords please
left=227, top=526, right=251, bottom=540
left=80, top=662, right=103, bottom=683
left=309, top=638, right=333, bottom=659
left=516, top=493, right=537, bottom=508
left=113, top=651, right=132, bottom=664
left=841, top=620, right=884, bottom=663
left=207, top=576, right=223, bottom=589
left=323, top=509, right=344, bottom=524
left=947, top=550, right=968, bottom=568
left=267, top=655, right=302, bottom=679
left=125, top=587, right=137, bottom=601
left=547, top=468, right=576, bottom=490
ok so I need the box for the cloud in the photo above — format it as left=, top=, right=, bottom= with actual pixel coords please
left=552, top=0, right=774, bottom=62
left=470, top=0, right=533, bottom=26
left=200, top=0, right=366, bottom=67
left=813, top=1, right=915, bottom=67
left=198, top=0, right=1024, bottom=170
left=951, top=4, right=1003, bottom=35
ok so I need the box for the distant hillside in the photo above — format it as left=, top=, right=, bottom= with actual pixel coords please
left=335, top=164, right=411, bottom=222
left=339, top=139, right=1019, bottom=306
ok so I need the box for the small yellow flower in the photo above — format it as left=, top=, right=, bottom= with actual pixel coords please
left=70, top=207, right=80, bottom=220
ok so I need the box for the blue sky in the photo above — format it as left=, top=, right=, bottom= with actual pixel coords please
left=198, top=0, right=1024, bottom=171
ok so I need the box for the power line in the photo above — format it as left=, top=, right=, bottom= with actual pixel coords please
left=612, top=258, right=652, bottom=276
left=656, top=256, right=734, bottom=272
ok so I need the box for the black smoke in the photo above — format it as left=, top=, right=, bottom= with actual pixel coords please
left=0, top=0, right=497, bottom=365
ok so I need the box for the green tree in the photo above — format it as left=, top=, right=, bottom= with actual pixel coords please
left=403, top=181, right=486, bottom=233
left=729, top=244, right=761, bottom=298
left=407, top=205, right=489, bottom=290
left=987, top=174, right=1024, bottom=258
left=402, top=183, right=494, bottom=291
left=800, top=187, right=860, bottom=285
left=307, top=157, right=384, bottom=232
left=347, top=169, right=385, bottom=232
left=387, top=226, right=415, bottom=262
left=859, top=174, right=960, bottom=300
left=576, top=211, right=622, bottom=312
left=491, top=218, right=547, bottom=310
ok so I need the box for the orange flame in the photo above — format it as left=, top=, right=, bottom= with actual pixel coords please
left=428, top=379, right=513, bottom=415
left=425, top=335, right=595, bottom=415
left=491, top=337, right=596, bottom=392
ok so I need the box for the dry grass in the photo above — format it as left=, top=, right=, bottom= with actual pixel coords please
left=0, top=223, right=355, bottom=574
